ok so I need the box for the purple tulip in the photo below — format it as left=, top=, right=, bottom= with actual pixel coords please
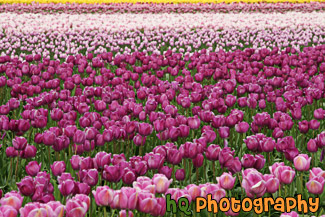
left=241, top=154, right=255, bottom=169
left=175, top=169, right=185, bottom=181
left=103, top=165, right=122, bottom=183
left=51, top=161, right=66, bottom=177
left=235, top=122, right=249, bottom=133
left=80, top=169, right=98, bottom=187
left=73, top=130, right=86, bottom=144
left=16, top=176, right=35, bottom=196
left=93, top=152, right=111, bottom=170
left=25, top=161, right=41, bottom=177
left=12, top=137, right=27, bottom=151
left=218, top=126, right=230, bottom=139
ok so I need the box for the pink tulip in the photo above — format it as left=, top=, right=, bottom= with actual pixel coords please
left=66, top=195, right=90, bottom=217
left=0, top=191, right=24, bottom=210
left=19, top=202, right=57, bottom=217
left=103, top=165, right=122, bottom=183
left=280, top=211, right=299, bottom=217
left=119, top=210, right=134, bottom=217
left=92, top=186, right=114, bottom=206
left=241, top=154, right=255, bottom=168
left=263, top=174, right=280, bottom=193
left=242, top=169, right=266, bottom=198
left=217, top=172, right=236, bottom=190
left=137, top=192, right=157, bottom=214
left=152, top=174, right=172, bottom=194
left=70, top=155, right=82, bottom=171
left=309, top=167, right=325, bottom=180
left=293, top=154, right=311, bottom=171
left=306, top=176, right=325, bottom=195
left=0, top=205, right=18, bottom=217
left=270, top=163, right=296, bottom=185
left=46, top=201, right=65, bottom=217
left=138, top=123, right=153, bottom=136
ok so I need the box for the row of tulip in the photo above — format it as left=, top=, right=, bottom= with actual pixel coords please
left=2, top=163, right=325, bottom=216
left=0, top=0, right=324, bottom=4
left=4, top=124, right=325, bottom=212
left=0, top=2, right=324, bottom=14
left=0, top=12, right=324, bottom=60
left=0, top=40, right=324, bottom=216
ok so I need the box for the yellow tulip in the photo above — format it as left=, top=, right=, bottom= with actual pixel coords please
left=0, top=0, right=323, bottom=4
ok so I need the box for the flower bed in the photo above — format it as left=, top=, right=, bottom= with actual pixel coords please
left=0, top=2, right=324, bottom=217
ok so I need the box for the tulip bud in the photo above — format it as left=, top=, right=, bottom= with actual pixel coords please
left=187, top=116, right=201, bottom=129
left=158, top=166, right=172, bottom=180
left=25, top=161, right=41, bottom=177
left=306, top=176, right=325, bottom=195
left=133, top=134, right=146, bottom=146
left=80, top=157, right=94, bottom=170
left=6, top=147, right=19, bottom=158
left=307, top=139, right=318, bottom=153
left=175, top=169, right=185, bottom=181
left=314, top=108, right=324, bottom=120
left=51, top=161, right=66, bottom=177
left=166, top=149, right=182, bottom=165
left=298, top=120, right=309, bottom=134
left=76, top=182, right=91, bottom=195
left=42, top=131, right=56, bottom=146
left=261, top=137, right=275, bottom=152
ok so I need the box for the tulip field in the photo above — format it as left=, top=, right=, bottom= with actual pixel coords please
left=0, top=1, right=325, bottom=217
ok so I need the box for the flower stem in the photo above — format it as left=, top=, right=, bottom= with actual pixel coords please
left=15, top=155, right=20, bottom=182
left=196, top=167, right=199, bottom=185
left=48, top=146, right=51, bottom=170
left=212, top=161, right=215, bottom=179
